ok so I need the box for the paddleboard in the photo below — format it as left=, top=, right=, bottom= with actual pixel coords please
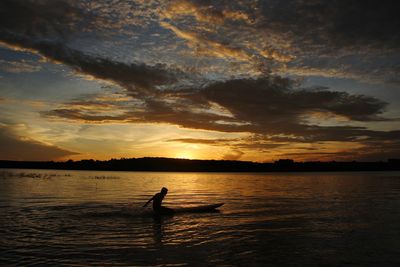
left=172, top=203, right=224, bottom=213
left=122, top=203, right=224, bottom=216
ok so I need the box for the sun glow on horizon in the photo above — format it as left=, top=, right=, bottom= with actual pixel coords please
left=175, top=151, right=196, bottom=160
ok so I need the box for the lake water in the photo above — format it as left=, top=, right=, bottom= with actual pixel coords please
left=0, top=169, right=399, bottom=266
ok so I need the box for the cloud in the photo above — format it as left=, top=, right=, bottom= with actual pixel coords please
left=0, top=0, right=176, bottom=95
left=164, top=0, right=400, bottom=81
left=0, top=59, right=41, bottom=73
left=257, top=0, right=400, bottom=50
left=283, top=139, right=400, bottom=162
left=160, top=0, right=293, bottom=65
left=160, top=22, right=252, bottom=61
left=0, top=125, right=78, bottom=161
left=1, top=0, right=399, bottom=161
left=160, top=21, right=293, bottom=64
left=163, top=0, right=253, bottom=25
left=0, top=39, right=176, bottom=95
left=4, top=0, right=397, bottom=84
left=0, top=0, right=88, bottom=39
left=158, top=1, right=400, bottom=83
left=167, top=138, right=238, bottom=145
left=200, top=77, right=388, bottom=129
left=222, top=150, right=244, bottom=160
left=279, top=55, right=400, bottom=84
left=3, top=0, right=398, bottom=83
left=355, top=141, right=400, bottom=161
left=43, top=73, right=398, bottom=146
left=0, top=0, right=136, bottom=39
left=247, top=0, right=400, bottom=82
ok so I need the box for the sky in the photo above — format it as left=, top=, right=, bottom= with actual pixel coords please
left=0, top=0, right=399, bottom=162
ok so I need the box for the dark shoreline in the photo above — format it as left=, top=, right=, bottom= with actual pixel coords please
left=1, top=158, right=399, bottom=172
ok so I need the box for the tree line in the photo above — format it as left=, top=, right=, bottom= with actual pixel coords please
left=0, top=158, right=399, bottom=172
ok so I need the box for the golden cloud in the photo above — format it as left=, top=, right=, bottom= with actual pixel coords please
left=163, top=0, right=252, bottom=25
left=160, top=22, right=251, bottom=61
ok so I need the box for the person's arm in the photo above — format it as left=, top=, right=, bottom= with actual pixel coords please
left=143, top=195, right=154, bottom=207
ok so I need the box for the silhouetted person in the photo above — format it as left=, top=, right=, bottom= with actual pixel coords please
left=143, top=187, right=174, bottom=215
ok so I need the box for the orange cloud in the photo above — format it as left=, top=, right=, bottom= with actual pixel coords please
left=164, top=0, right=252, bottom=25
left=160, top=22, right=294, bottom=64
left=160, top=22, right=251, bottom=61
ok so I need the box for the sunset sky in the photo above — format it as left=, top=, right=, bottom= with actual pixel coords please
left=0, top=0, right=399, bottom=162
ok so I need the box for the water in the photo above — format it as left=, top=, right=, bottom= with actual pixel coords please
left=1, top=169, right=400, bottom=266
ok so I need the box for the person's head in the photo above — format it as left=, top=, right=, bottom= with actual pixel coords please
left=161, top=187, right=168, bottom=195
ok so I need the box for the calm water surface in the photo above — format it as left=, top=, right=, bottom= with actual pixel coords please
left=0, top=169, right=400, bottom=266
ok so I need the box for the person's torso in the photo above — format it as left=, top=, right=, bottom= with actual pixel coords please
left=152, top=193, right=164, bottom=209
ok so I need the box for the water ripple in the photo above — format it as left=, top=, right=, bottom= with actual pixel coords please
left=1, top=170, right=400, bottom=266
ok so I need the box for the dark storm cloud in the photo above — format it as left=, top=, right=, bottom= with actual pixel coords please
left=0, top=0, right=176, bottom=93
left=258, top=0, right=400, bottom=50
left=0, top=126, right=77, bottom=161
